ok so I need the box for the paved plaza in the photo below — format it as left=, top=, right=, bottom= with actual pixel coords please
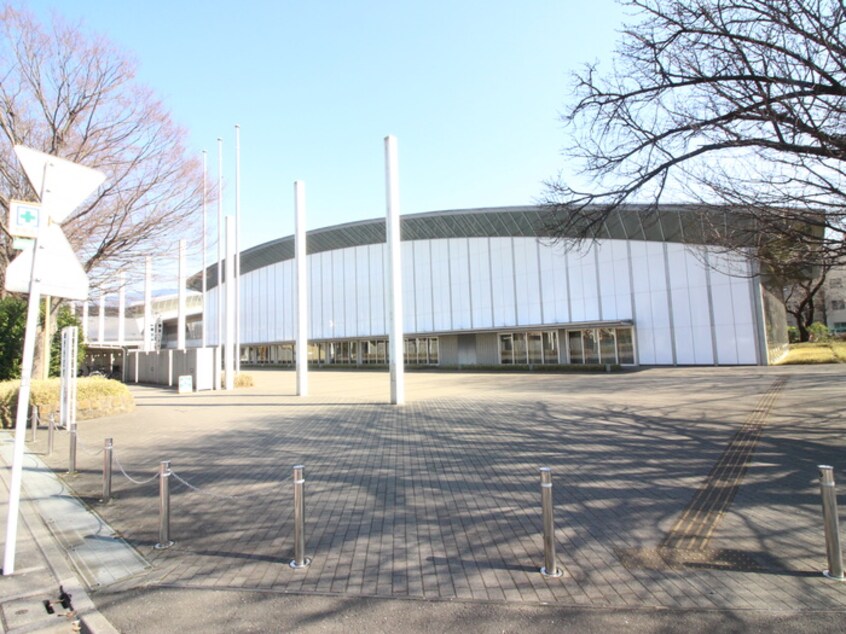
left=12, top=365, right=846, bottom=630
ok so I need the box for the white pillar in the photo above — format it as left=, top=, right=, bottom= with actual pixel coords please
left=235, top=124, right=241, bottom=373
left=144, top=257, right=153, bottom=352
left=294, top=180, right=308, bottom=396
left=201, top=149, right=208, bottom=348
left=217, top=138, right=224, bottom=354
left=82, top=301, right=89, bottom=343
left=178, top=239, right=186, bottom=350
left=385, top=135, right=404, bottom=405
left=224, top=216, right=236, bottom=390
left=98, top=291, right=106, bottom=344
left=118, top=272, right=126, bottom=344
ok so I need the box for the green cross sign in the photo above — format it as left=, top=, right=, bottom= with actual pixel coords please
left=18, top=208, right=37, bottom=225
left=9, top=200, right=42, bottom=238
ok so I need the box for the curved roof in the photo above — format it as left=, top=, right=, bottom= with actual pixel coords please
left=192, top=204, right=730, bottom=291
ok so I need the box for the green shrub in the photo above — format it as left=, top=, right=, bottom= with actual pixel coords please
left=787, top=326, right=800, bottom=343
left=0, top=377, right=134, bottom=428
left=808, top=322, right=831, bottom=342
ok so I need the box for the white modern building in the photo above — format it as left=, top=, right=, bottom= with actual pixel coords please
left=196, top=205, right=788, bottom=367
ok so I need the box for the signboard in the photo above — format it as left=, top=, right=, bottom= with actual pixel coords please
left=8, top=200, right=42, bottom=239
left=4, top=224, right=89, bottom=300
left=178, top=375, right=193, bottom=394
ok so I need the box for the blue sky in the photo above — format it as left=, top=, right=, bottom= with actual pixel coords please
left=23, top=1, right=627, bottom=265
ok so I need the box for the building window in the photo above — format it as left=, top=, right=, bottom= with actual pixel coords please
left=566, top=327, right=636, bottom=365
left=499, top=331, right=558, bottom=364
left=831, top=299, right=846, bottom=311
left=404, top=337, right=439, bottom=365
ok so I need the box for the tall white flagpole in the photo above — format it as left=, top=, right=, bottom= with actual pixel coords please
left=385, top=135, right=404, bottom=405
left=98, top=291, right=106, bottom=343
left=118, top=271, right=126, bottom=344
left=177, top=239, right=186, bottom=350
left=217, top=138, right=224, bottom=386
left=294, top=180, right=308, bottom=396
left=224, top=216, right=235, bottom=390
left=201, top=150, right=208, bottom=348
left=235, top=124, right=241, bottom=373
left=143, top=257, right=152, bottom=352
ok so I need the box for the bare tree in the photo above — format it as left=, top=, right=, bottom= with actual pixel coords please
left=0, top=6, right=204, bottom=295
left=783, top=271, right=828, bottom=342
left=543, top=0, right=846, bottom=273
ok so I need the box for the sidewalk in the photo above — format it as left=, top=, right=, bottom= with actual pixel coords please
left=0, top=436, right=129, bottom=633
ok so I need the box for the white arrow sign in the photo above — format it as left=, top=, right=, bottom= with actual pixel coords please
left=4, top=223, right=89, bottom=300
left=14, top=145, right=105, bottom=223
left=3, top=146, right=105, bottom=577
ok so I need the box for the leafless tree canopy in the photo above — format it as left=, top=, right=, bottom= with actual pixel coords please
left=0, top=6, right=203, bottom=294
left=544, top=0, right=846, bottom=273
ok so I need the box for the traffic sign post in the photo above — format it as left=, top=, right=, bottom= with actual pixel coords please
left=2, top=146, right=104, bottom=576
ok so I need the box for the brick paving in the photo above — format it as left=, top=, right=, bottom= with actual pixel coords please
left=28, top=365, right=846, bottom=611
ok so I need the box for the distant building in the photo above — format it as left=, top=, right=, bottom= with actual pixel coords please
left=824, top=266, right=846, bottom=334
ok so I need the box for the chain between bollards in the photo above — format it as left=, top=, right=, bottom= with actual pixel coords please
left=155, top=460, right=173, bottom=549
left=819, top=465, right=844, bottom=581
left=290, top=465, right=311, bottom=569
left=68, top=422, right=77, bottom=474
left=539, top=467, right=563, bottom=578
left=101, top=438, right=113, bottom=504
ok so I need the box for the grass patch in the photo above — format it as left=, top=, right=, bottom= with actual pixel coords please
left=0, top=377, right=134, bottom=428
left=777, top=341, right=846, bottom=365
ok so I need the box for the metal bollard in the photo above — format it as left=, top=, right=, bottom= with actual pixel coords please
left=289, top=465, right=311, bottom=569
left=102, top=438, right=113, bottom=504
left=29, top=405, right=38, bottom=442
left=539, top=467, right=563, bottom=577
left=155, top=461, right=174, bottom=549
left=47, top=414, right=55, bottom=456
left=68, top=423, right=77, bottom=474
left=819, top=465, right=845, bottom=580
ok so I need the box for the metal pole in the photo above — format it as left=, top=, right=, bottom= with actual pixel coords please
left=102, top=438, right=113, bottom=503
left=819, top=465, right=845, bottom=580
left=156, top=460, right=173, bottom=549
left=384, top=135, right=405, bottom=405
left=47, top=413, right=54, bottom=457
left=234, top=124, right=241, bottom=374
left=539, top=467, right=563, bottom=577
left=29, top=405, right=37, bottom=442
left=68, top=423, right=77, bottom=474
left=201, top=149, right=208, bottom=349
left=289, top=465, right=311, bottom=569
left=294, top=180, right=308, bottom=397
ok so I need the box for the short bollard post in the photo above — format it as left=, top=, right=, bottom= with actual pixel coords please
left=47, top=414, right=55, bottom=457
left=819, top=465, right=845, bottom=580
left=155, top=461, right=174, bottom=549
left=539, top=467, right=563, bottom=577
left=102, top=438, right=113, bottom=503
left=289, top=465, right=311, bottom=569
left=68, top=422, right=78, bottom=474
left=29, top=405, right=38, bottom=442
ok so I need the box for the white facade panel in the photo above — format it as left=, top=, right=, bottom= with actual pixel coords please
left=414, top=241, right=434, bottom=333
left=330, top=249, right=345, bottom=338
left=369, top=244, right=385, bottom=336
left=431, top=240, right=452, bottom=331
left=489, top=237, right=516, bottom=328
left=354, top=246, right=371, bottom=337
left=468, top=238, right=493, bottom=329
left=402, top=241, right=416, bottom=333
left=514, top=238, right=542, bottom=326
left=450, top=239, right=472, bottom=330
left=343, top=248, right=357, bottom=339
left=538, top=243, right=569, bottom=324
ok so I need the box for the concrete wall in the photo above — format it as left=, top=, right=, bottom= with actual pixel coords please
left=127, top=348, right=215, bottom=391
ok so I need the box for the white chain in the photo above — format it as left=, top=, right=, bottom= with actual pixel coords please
left=113, top=451, right=160, bottom=485
left=170, top=470, right=285, bottom=502
left=74, top=435, right=104, bottom=456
